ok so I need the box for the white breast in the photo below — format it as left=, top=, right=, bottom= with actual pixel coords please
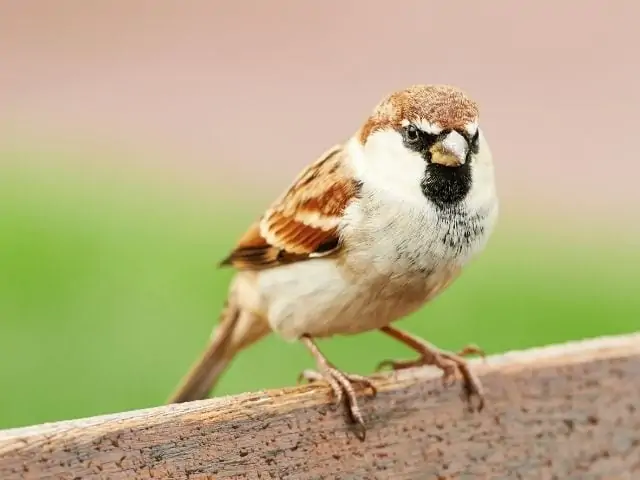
left=340, top=187, right=493, bottom=277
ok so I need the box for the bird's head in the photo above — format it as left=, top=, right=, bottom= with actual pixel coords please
left=353, top=84, right=494, bottom=207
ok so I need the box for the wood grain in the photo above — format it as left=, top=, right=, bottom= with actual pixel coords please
left=1, top=333, right=639, bottom=479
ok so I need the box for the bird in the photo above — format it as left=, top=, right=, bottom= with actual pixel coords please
left=167, top=84, right=499, bottom=440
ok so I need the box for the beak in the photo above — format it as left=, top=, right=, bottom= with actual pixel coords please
left=429, top=130, right=469, bottom=167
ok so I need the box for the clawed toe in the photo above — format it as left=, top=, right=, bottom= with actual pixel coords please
left=298, top=366, right=376, bottom=439
left=299, top=336, right=376, bottom=440
left=377, top=354, right=458, bottom=384
left=375, top=346, right=485, bottom=412
left=457, top=343, right=485, bottom=359
left=455, top=360, right=485, bottom=412
left=298, top=368, right=323, bottom=384
left=375, top=358, right=417, bottom=372
left=343, top=373, right=378, bottom=397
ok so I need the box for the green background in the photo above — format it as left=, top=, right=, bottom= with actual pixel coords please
left=1, top=147, right=638, bottom=430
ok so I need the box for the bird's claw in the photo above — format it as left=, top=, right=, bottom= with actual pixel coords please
left=375, top=343, right=485, bottom=412
left=298, top=366, right=377, bottom=440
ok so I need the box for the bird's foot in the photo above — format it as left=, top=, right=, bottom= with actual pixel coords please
left=377, top=341, right=485, bottom=412
left=298, top=364, right=376, bottom=440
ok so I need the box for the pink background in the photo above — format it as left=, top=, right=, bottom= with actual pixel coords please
left=2, top=1, right=638, bottom=217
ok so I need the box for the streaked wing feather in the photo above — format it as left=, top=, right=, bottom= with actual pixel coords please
left=219, top=145, right=359, bottom=270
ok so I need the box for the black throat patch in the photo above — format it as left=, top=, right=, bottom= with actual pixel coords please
left=420, top=161, right=472, bottom=208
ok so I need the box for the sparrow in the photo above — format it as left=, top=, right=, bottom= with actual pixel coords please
left=167, top=84, right=499, bottom=440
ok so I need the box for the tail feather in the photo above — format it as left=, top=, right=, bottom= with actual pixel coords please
left=167, top=294, right=270, bottom=404
left=167, top=299, right=241, bottom=404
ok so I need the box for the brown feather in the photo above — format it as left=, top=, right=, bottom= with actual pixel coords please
left=359, top=84, right=479, bottom=144
left=220, top=145, right=360, bottom=270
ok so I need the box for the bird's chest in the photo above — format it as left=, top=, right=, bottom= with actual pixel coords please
left=341, top=193, right=489, bottom=281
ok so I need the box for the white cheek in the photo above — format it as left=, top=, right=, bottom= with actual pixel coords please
left=468, top=131, right=497, bottom=204
left=465, top=130, right=499, bottom=230
left=346, top=131, right=426, bottom=205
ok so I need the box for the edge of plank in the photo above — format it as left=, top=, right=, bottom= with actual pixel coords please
left=1, top=332, right=638, bottom=443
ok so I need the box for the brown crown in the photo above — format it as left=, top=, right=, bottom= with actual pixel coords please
left=359, top=84, right=479, bottom=143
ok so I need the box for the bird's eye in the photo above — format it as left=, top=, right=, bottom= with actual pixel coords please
left=404, top=124, right=420, bottom=144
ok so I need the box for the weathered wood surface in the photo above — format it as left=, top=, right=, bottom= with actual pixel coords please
left=1, top=333, right=639, bottom=479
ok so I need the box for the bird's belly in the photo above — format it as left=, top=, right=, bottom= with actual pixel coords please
left=255, top=258, right=458, bottom=340
left=254, top=196, right=494, bottom=341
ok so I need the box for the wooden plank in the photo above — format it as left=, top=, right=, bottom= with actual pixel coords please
left=1, top=333, right=639, bottom=479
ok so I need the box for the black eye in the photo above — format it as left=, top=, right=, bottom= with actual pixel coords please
left=404, top=124, right=420, bottom=144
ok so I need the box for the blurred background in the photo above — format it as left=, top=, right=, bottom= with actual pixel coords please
left=1, top=1, right=639, bottom=430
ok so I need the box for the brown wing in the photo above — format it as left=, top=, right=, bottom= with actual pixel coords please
left=220, top=145, right=361, bottom=270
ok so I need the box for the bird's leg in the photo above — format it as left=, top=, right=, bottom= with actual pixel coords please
left=376, top=325, right=485, bottom=412
left=298, top=335, right=377, bottom=439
